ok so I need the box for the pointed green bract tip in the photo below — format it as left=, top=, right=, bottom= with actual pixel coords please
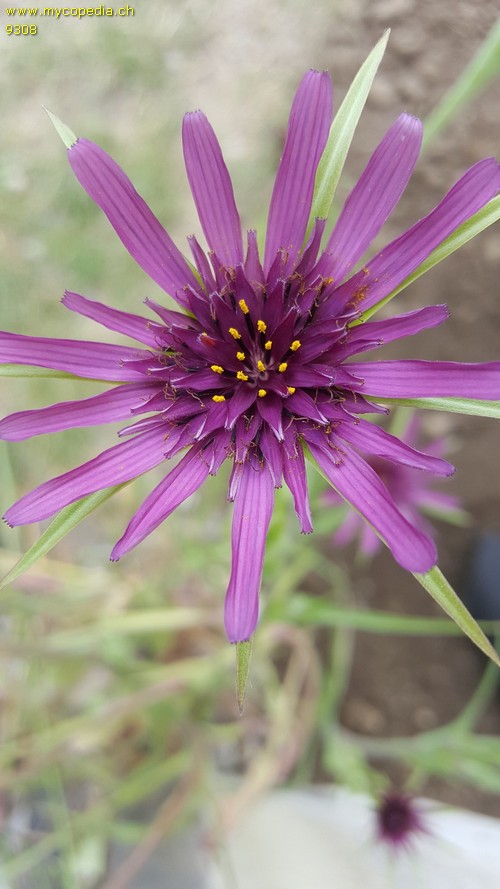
left=236, top=637, right=254, bottom=714
left=44, top=107, right=77, bottom=149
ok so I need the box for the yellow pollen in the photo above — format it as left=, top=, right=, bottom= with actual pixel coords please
left=287, top=386, right=296, bottom=394
left=257, top=319, right=267, bottom=333
left=236, top=351, right=245, bottom=361
left=258, top=389, right=267, bottom=398
left=229, top=327, right=241, bottom=339
left=257, top=360, right=266, bottom=373
left=278, top=362, right=288, bottom=373
left=264, top=340, right=272, bottom=351
left=236, top=371, right=249, bottom=381
left=238, top=299, right=249, bottom=314
left=212, top=394, right=226, bottom=402
left=210, top=364, right=224, bottom=374
left=290, top=340, right=301, bottom=352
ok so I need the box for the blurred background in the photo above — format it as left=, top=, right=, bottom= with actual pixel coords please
left=1, top=1, right=499, bottom=886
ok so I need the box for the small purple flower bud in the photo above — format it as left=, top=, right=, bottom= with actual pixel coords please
left=375, top=791, right=428, bottom=852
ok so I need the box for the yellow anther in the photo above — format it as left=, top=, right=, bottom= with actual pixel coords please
left=210, top=364, right=224, bottom=374
left=287, top=386, right=296, bottom=394
left=236, top=351, right=245, bottom=361
left=212, top=394, right=226, bottom=402
left=264, top=340, right=272, bottom=351
left=238, top=299, right=250, bottom=314
left=290, top=340, right=301, bottom=352
left=278, top=362, right=288, bottom=373
left=258, top=389, right=267, bottom=398
left=236, top=371, right=249, bottom=381
left=229, top=327, right=241, bottom=339
left=257, top=360, right=266, bottom=373
left=257, top=319, right=267, bottom=333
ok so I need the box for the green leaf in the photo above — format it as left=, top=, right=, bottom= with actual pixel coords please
left=285, top=594, right=500, bottom=636
left=413, top=565, right=500, bottom=666
left=422, top=20, right=500, bottom=150
left=44, top=107, right=77, bottom=149
left=0, top=484, right=127, bottom=591
left=236, top=637, right=253, bottom=714
left=356, top=196, right=500, bottom=322
left=306, top=30, right=390, bottom=235
left=0, top=364, right=105, bottom=382
left=367, top=394, right=500, bottom=419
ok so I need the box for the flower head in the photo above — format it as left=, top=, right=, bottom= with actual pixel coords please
left=327, top=415, right=465, bottom=559
left=1, top=69, right=499, bottom=643
left=375, top=791, right=428, bottom=853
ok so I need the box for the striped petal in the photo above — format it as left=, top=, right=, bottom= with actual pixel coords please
left=4, top=427, right=169, bottom=525
left=335, top=418, right=455, bottom=476
left=319, top=114, right=423, bottom=282
left=182, top=112, right=243, bottom=266
left=68, top=139, right=198, bottom=306
left=330, top=158, right=500, bottom=315
left=111, top=444, right=210, bottom=559
left=62, top=292, right=163, bottom=348
left=349, top=360, right=500, bottom=399
left=264, top=70, right=333, bottom=273
left=224, top=461, right=275, bottom=643
left=282, top=431, right=312, bottom=533
left=339, top=305, right=449, bottom=359
left=0, top=332, right=148, bottom=381
left=0, top=382, right=155, bottom=441
left=306, top=431, right=437, bottom=572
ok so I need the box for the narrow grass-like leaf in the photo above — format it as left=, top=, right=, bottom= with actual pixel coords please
left=44, top=108, right=78, bottom=149
left=422, top=20, right=500, bottom=150
left=283, top=595, right=500, bottom=636
left=0, top=484, right=128, bottom=591
left=367, top=394, right=500, bottom=419
left=236, top=637, right=253, bottom=714
left=0, top=364, right=106, bottom=382
left=306, top=30, right=390, bottom=236
left=413, top=566, right=500, bottom=665
left=356, top=196, right=500, bottom=323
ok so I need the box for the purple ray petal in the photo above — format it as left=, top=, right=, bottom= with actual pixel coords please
left=188, top=235, right=217, bottom=291
left=62, top=292, right=163, bottom=348
left=0, top=382, right=156, bottom=441
left=245, top=230, right=265, bottom=285
left=225, top=386, right=258, bottom=430
left=110, top=443, right=210, bottom=560
left=0, top=332, right=149, bottom=381
left=143, top=299, right=200, bottom=331
left=259, top=426, right=284, bottom=487
left=4, top=428, right=170, bottom=525
left=338, top=305, right=449, bottom=359
left=285, top=389, right=329, bottom=424
left=306, top=431, right=437, bottom=572
left=295, top=217, right=327, bottom=277
left=349, top=360, right=500, bottom=399
left=224, top=461, right=275, bottom=643
left=182, top=111, right=243, bottom=267
left=329, top=158, right=500, bottom=315
left=68, top=139, right=198, bottom=306
left=282, top=431, right=312, bottom=533
left=264, top=70, right=333, bottom=273
left=256, top=392, right=284, bottom=440
left=336, top=418, right=455, bottom=476
left=318, top=114, right=422, bottom=282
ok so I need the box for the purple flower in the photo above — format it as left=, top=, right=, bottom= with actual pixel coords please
left=1, top=71, right=499, bottom=643
left=375, top=791, right=428, bottom=852
left=326, top=415, right=464, bottom=559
